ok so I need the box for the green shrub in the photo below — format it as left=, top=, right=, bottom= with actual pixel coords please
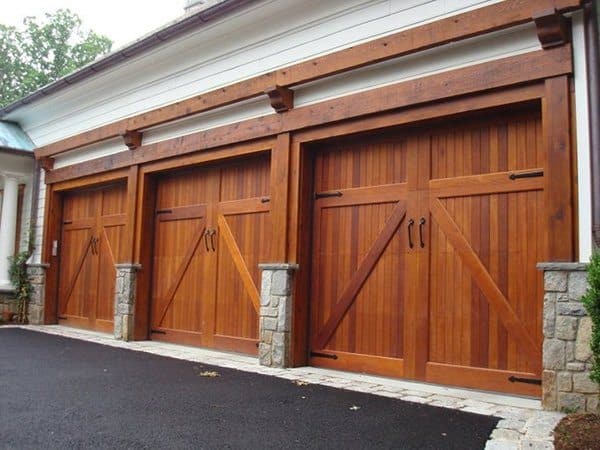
left=7, top=249, right=32, bottom=324
left=582, top=251, right=600, bottom=384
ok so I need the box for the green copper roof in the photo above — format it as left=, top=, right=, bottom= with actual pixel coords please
left=0, top=121, right=34, bottom=152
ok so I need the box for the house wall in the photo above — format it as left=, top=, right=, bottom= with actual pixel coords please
left=8, top=0, right=591, bottom=403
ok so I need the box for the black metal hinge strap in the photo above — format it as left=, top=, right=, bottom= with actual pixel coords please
left=315, top=191, right=343, bottom=199
left=310, top=351, right=338, bottom=360
left=508, top=376, right=542, bottom=385
left=509, top=170, right=544, bottom=180
left=63, top=220, right=73, bottom=225
left=155, top=209, right=173, bottom=215
left=151, top=329, right=167, bottom=335
left=261, top=197, right=271, bottom=203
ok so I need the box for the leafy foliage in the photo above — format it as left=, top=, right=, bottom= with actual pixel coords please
left=8, top=250, right=32, bottom=324
left=0, top=9, right=112, bottom=108
left=582, top=251, right=600, bottom=384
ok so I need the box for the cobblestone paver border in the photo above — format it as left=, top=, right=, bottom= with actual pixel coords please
left=5, top=325, right=564, bottom=449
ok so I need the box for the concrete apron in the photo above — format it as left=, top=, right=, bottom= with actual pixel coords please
left=8, top=324, right=564, bottom=450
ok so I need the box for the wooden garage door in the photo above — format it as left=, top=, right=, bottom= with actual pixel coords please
left=58, top=184, right=127, bottom=332
left=150, top=156, right=270, bottom=354
left=310, top=110, right=551, bottom=396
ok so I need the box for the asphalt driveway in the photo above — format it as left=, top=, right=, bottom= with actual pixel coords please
left=0, top=328, right=498, bottom=449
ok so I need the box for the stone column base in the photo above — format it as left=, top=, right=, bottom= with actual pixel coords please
left=538, top=262, right=599, bottom=413
left=114, top=264, right=141, bottom=341
left=26, top=263, right=49, bottom=325
left=258, top=263, right=298, bottom=368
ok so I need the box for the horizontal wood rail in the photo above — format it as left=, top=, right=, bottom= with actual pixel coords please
left=45, top=45, right=572, bottom=184
left=34, top=0, right=580, bottom=160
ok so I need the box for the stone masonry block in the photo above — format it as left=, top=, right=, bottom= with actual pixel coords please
left=557, top=302, right=587, bottom=317
left=568, top=271, right=589, bottom=301
left=260, top=307, right=278, bottom=317
left=262, top=317, right=278, bottom=331
left=542, top=370, right=557, bottom=410
left=260, top=271, right=272, bottom=306
left=271, top=270, right=291, bottom=296
left=573, top=372, right=599, bottom=394
left=566, top=362, right=586, bottom=371
left=555, top=316, right=578, bottom=340
left=557, top=293, right=569, bottom=302
left=543, top=300, right=555, bottom=338
left=543, top=339, right=565, bottom=370
left=575, top=317, right=593, bottom=362
left=558, top=392, right=586, bottom=412
left=587, top=395, right=599, bottom=413
left=277, top=297, right=292, bottom=332
left=261, top=330, right=273, bottom=344
left=545, top=271, right=568, bottom=292
left=117, top=303, right=134, bottom=315
left=557, top=372, right=572, bottom=392
left=566, top=341, right=575, bottom=362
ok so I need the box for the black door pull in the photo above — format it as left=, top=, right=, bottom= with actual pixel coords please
left=204, top=229, right=210, bottom=252
left=419, top=217, right=426, bottom=248
left=407, top=219, right=415, bottom=249
left=209, top=229, right=216, bottom=252
left=509, top=170, right=543, bottom=180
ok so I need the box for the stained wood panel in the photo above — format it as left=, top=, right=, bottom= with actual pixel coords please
left=426, top=114, right=545, bottom=395
left=150, top=156, right=271, bottom=354
left=309, top=108, right=561, bottom=396
left=310, top=136, right=409, bottom=375
left=57, top=183, right=126, bottom=332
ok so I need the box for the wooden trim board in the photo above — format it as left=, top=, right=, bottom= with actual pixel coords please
left=34, top=0, right=579, bottom=159
left=45, top=46, right=571, bottom=184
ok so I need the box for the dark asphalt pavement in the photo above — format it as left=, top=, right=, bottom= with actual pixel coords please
left=0, top=328, right=498, bottom=449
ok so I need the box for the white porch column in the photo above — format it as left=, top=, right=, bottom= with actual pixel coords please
left=0, top=173, right=20, bottom=289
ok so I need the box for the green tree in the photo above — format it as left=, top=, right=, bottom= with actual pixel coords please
left=0, top=9, right=112, bottom=108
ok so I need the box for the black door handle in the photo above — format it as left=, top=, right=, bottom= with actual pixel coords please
left=210, top=229, right=216, bottom=252
left=204, top=229, right=210, bottom=252
left=419, top=217, right=426, bottom=248
left=407, top=219, right=415, bottom=249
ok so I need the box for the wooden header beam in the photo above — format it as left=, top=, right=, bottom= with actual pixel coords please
left=34, top=0, right=581, bottom=160
left=44, top=45, right=572, bottom=184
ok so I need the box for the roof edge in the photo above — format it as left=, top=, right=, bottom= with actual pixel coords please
left=0, top=0, right=258, bottom=118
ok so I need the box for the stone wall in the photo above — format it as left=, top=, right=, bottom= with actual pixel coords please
left=538, top=262, right=599, bottom=413
left=114, top=264, right=140, bottom=341
left=258, top=263, right=298, bottom=368
left=0, top=289, right=16, bottom=318
left=26, top=263, right=48, bottom=324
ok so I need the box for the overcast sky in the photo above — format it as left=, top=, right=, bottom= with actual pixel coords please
left=3, top=1, right=185, bottom=49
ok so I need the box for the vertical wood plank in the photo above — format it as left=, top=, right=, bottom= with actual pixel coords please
left=543, top=76, right=574, bottom=261
left=133, top=173, right=156, bottom=340
left=270, top=133, right=291, bottom=262
left=43, top=185, right=61, bottom=324
left=290, top=139, right=312, bottom=366
left=124, top=165, right=139, bottom=263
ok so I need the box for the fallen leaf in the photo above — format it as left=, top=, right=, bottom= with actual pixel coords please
left=293, top=380, right=309, bottom=386
left=349, top=405, right=361, bottom=411
left=198, top=371, right=220, bottom=377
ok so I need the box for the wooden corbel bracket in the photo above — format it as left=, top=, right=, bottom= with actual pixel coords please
left=533, top=9, right=570, bottom=49
left=265, top=86, right=294, bottom=113
left=121, top=130, right=143, bottom=150
left=39, top=156, right=54, bottom=172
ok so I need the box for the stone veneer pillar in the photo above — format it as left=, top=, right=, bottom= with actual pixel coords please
left=26, top=263, right=49, bottom=324
left=114, top=264, right=141, bottom=341
left=258, top=263, right=298, bottom=368
left=538, top=262, right=599, bottom=413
